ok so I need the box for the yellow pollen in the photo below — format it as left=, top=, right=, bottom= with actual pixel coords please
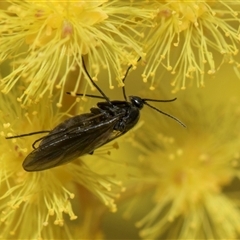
left=150, top=72, right=155, bottom=77
left=48, top=209, right=54, bottom=216
left=118, top=82, right=124, bottom=87
left=3, top=123, right=10, bottom=128
left=176, top=149, right=183, bottom=156
left=56, top=103, right=62, bottom=108
left=208, top=69, right=216, bottom=75
left=43, top=222, right=48, bottom=226
left=70, top=215, right=77, bottom=220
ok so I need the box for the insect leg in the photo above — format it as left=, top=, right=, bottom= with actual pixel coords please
left=32, top=136, right=46, bottom=149
left=5, top=130, right=50, bottom=139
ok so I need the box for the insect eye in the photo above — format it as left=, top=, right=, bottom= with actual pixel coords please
left=129, top=96, right=144, bottom=109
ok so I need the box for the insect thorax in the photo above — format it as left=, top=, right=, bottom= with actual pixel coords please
left=103, top=100, right=140, bottom=133
left=116, top=104, right=140, bottom=132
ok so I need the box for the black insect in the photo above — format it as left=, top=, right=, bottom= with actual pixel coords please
left=6, top=57, right=185, bottom=172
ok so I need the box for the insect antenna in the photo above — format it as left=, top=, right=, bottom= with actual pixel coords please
left=5, top=130, right=50, bottom=139
left=66, top=92, right=105, bottom=100
left=143, top=97, right=177, bottom=103
left=122, top=57, right=141, bottom=101
left=82, top=57, right=112, bottom=104
left=143, top=100, right=186, bottom=128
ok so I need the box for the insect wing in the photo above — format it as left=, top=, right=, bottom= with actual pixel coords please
left=22, top=115, right=121, bottom=171
left=38, top=113, right=101, bottom=147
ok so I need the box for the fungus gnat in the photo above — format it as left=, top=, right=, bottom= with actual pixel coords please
left=6, top=57, right=185, bottom=172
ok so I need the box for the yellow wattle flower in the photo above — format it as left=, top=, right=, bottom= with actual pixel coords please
left=141, top=1, right=240, bottom=92
left=0, top=91, right=123, bottom=238
left=1, top=1, right=240, bottom=239
left=0, top=1, right=152, bottom=106
left=125, top=74, right=240, bottom=239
